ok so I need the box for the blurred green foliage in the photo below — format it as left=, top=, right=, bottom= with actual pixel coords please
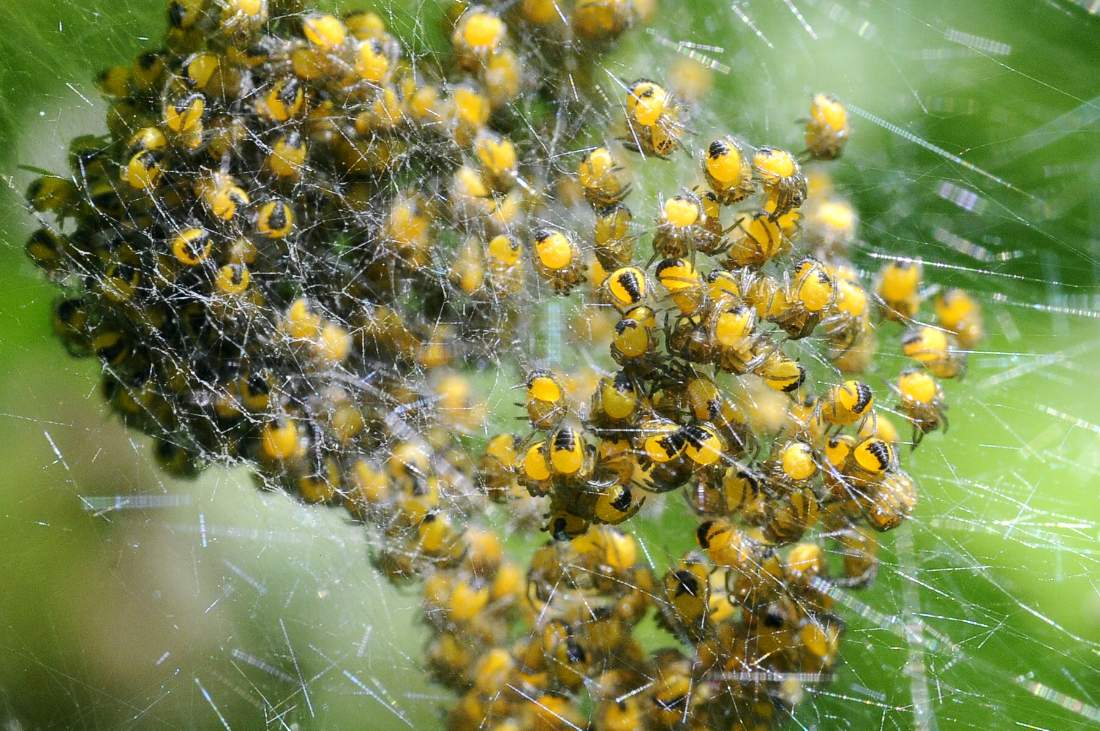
left=0, top=0, right=1098, bottom=728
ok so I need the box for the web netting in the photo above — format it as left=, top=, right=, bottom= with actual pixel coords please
left=2, top=0, right=1099, bottom=729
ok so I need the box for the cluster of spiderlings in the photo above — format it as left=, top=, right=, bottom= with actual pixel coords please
left=23, top=0, right=988, bottom=728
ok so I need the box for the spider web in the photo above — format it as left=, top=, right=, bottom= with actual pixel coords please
left=1, top=0, right=1099, bottom=729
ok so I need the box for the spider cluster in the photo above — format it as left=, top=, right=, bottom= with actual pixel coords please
left=24, top=1, right=983, bottom=728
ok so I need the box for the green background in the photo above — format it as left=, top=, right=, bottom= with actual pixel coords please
left=1, top=0, right=1099, bottom=728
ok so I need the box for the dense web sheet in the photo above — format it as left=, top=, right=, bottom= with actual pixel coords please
left=2, top=0, right=1099, bottom=729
